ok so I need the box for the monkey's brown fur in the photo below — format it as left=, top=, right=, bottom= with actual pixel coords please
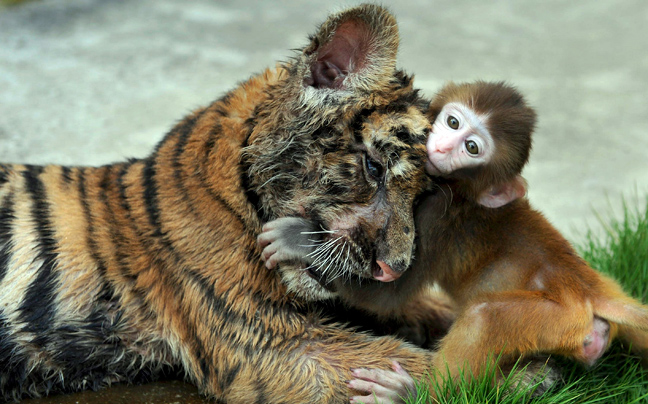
left=0, top=5, right=446, bottom=402
left=384, top=82, right=648, bottom=383
left=413, top=190, right=648, bottom=383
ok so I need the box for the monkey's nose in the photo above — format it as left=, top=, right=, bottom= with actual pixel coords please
left=434, top=137, right=454, bottom=153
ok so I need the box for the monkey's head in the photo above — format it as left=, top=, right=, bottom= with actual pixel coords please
left=243, top=5, right=431, bottom=301
left=426, top=81, right=536, bottom=207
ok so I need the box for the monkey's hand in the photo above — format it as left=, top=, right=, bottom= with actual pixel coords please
left=349, top=361, right=417, bottom=404
left=257, top=217, right=320, bottom=269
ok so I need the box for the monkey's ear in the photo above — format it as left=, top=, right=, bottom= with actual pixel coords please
left=303, top=4, right=399, bottom=91
left=477, top=175, right=527, bottom=209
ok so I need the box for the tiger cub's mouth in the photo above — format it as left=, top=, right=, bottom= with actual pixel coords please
left=305, top=267, right=335, bottom=292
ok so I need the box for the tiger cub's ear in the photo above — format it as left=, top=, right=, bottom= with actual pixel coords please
left=302, top=4, right=399, bottom=92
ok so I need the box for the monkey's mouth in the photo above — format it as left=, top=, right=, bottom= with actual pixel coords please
left=425, top=159, right=443, bottom=176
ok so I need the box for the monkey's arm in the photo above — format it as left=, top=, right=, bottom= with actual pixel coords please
left=257, top=217, right=320, bottom=269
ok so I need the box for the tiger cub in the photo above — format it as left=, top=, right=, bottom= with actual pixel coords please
left=0, top=4, right=444, bottom=403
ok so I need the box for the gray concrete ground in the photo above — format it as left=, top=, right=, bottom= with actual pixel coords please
left=0, top=0, right=647, bottom=401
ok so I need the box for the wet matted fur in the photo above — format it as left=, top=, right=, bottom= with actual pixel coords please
left=0, top=4, right=443, bottom=403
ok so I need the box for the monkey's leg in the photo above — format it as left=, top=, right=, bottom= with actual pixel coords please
left=432, top=291, right=590, bottom=387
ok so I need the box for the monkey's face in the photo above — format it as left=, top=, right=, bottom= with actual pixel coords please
left=426, top=102, right=495, bottom=177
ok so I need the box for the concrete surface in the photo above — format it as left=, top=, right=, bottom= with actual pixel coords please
left=1, top=1, right=647, bottom=402
left=2, top=0, right=648, bottom=242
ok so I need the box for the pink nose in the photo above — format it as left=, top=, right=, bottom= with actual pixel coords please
left=434, top=136, right=455, bottom=153
left=373, top=261, right=401, bottom=282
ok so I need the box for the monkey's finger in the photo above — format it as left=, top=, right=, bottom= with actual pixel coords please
left=261, top=244, right=278, bottom=263
left=391, top=361, right=414, bottom=382
left=390, top=362, right=416, bottom=395
left=262, top=217, right=298, bottom=232
left=257, top=230, right=278, bottom=248
left=352, top=368, right=407, bottom=390
left=265, top=253, right=283, bottom=269
left=348, top=378, right=392, bottom=396
left=266, top=244, right=297, bottom=269
left=261, top=221, right=276, bottom=232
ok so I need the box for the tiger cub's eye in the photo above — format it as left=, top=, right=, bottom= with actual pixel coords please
left=465, top=140, right=479, bottom=155
left=447, top=116, right=459, bottom=129
left=365, top=155, right=384, bottom=181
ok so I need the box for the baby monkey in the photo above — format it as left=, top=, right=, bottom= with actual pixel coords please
left=258, top=81, right=648, bottom=403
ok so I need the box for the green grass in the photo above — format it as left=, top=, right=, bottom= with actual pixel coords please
left=409, top=195, right=648, bottom=404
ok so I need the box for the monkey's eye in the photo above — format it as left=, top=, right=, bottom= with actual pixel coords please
left=447, top=115, right=459, bottom=130
left=465, top=140, right=479, bottom=155
left=365, top=155, right=384, bottom=181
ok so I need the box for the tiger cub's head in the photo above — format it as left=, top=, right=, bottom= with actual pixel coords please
left=244, top=4, right=431, bottom=301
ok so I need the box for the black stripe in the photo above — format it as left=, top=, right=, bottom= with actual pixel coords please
left=349, top=107, right=377, bottom=142
left=193, top=335, right=211, bottom=388
left=116, top=160, right=217, bottom=382
left=0, top=192, right=15, bottom=283
left=393, top=70, right=414, bottom=89
left=239, top=123, right=266, bottom=223
left=0, top=313, right=28, bottom=401
left=116, top=160, right=136, bottom=218
left=115, top=162, right=161, bottom=310
left=182, top=268, right=303, bottom=359
left=78, top=166, right=119, bottom=320
left=393, top=126, right=416, bottom=144
left=61, top=166, right=73, bottom=183
left=382, top=88, right=425, bottom=117
left=221, top=361, right=241, bottom=392
left=98, top=164, right=135, bottom=284
left=153, top=107, right=207, bottom=154
left=119, top=158, right=174, bottom=253
left=78, top=168, right=109, bottom=277
left=172, top=115, right=199, bottom=173
left=182, top=270, right=260, bottom=354
left=172, top=111, right=204, bottom=219
left=254, top=383, right=268, bottom=404
left=115, top=161, right=144, bottom=287
left=142, top=157, right=165, bottom=238
left=19, top=165, right=59, bottom=336
left=241, top=105, right=259, bottom=146
left=121, top=149, right=267, bottom=385
left=0, top=165, right=8, bottom=187
left=193, top=136, right=254, bottom=232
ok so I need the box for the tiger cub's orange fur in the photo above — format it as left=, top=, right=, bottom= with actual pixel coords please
left=0, top=5, right=442, bottom=403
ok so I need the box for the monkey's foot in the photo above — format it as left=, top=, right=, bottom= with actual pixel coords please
left=499, top=356, right=561, bottom=397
